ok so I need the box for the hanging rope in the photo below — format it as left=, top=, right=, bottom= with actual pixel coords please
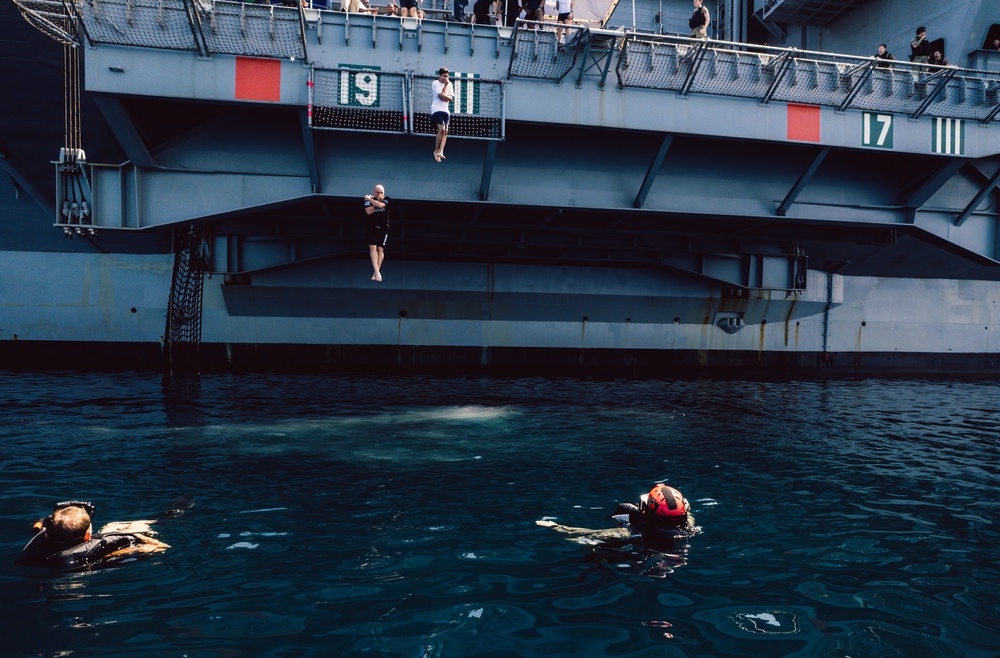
left=63, top=40, right=82, bottom=156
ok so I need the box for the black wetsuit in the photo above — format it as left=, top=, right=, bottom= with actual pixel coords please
left=364, top=196, right=390, bottom=247
left=612, top=501, right=698, bottom=543
left=16, top=531, right=151, bottom=569
left=688, top=7, right=706, bottom=30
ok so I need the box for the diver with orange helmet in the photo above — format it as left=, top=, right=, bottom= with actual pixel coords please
left=537, top=483, right=698, bottom=548
left=611, top=483, right=697, bottom=543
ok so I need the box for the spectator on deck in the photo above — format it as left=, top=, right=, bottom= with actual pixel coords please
left=454, top=0, right=468, bottom=21
left=910, top=26, right=930, bottom=64
left=522, top=0, right=543, bottom=24
left=688, top=0, right=709, bottom=39
left=929, top=50, right=951, bottom=66
left=555, top=0, right=573, bottom=44
left=875, top=43, right=894, bottom=61
left=994, top=38, right=1000, bottom=51
left=472, top=0, right=493, bottom=24
left=399, top=0, right=421, bottom=18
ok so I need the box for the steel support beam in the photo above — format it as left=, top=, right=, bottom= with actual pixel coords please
left=837, top=59, right=878, bottom=113
left=678, top=41, right=709, bottom=97
left=896, top=158, right=967, bottom=219
left=955, top=165, right=1000, bottom=227
left=759, top=50, right=794, bottom=105
left=776, top=147, right=829, bottom=216
left=633, top=134, right=673, bottom=209
left=480, top=141, right=497, bottom=201
left=909, top=68, right=958, bottom=120
left=577, top=33, right=616, bottom=89
left=92, top=95, right=158, bottom=168
left=983, top=84, right=1000, bottom=125
left=751, top=10, right=786, bottom=43
left=0, top=151, right=53, bottom=216
left=299, top=108, right=321, bottom=194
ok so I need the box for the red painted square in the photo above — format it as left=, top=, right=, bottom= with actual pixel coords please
left=235, top=57, right=282, bottom=102
left=787, top=103, right=821, bottom=142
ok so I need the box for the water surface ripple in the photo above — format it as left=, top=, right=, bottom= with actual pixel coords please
left=1, top=373, right=997, bottom=657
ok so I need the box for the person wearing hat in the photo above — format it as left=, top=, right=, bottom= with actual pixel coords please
left=16, top=500, right=171, bottom=570
left=611, top=483, right=697, bottom=543
left=537, top=483, right=698, bottom=547
left=431, top=67, right=453, bottom=163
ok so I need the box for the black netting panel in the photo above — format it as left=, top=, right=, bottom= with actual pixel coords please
left=310, top=68, right=407, bottom=133
left=508, top=20, right=586, bottom=80
left=200, top=0, right=304, bottom=59
left=165, top=224, right=208, bottom=346
left=411, top=74, right=504, bottom=140
left=76, top=0, right=198, bottom=50
left=13, top=0, right=81, bottom=45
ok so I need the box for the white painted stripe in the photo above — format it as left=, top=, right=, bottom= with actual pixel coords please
left=945, top=118, right=952, bottom=154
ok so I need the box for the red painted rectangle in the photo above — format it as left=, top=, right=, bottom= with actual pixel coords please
left=235, top=57, right=282, bottom=102
left=787, top=103, right=821, bottom=142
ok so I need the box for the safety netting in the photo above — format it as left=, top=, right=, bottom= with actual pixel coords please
left=616, top=33, right=1000, bottom=123
left=410, top=73, right=504, bottom=140
left=508, top=19, right=587, bottom=80
left=75, top=0, right=200, bottom=51
left=199, top=0, right=305, bottom=59
left=11, top=0, right=81, bottom=45
left=310, top=68, right=408, bottom=133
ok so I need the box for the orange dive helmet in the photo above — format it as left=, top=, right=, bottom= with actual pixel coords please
left=646, top=484, right=688, bottom=518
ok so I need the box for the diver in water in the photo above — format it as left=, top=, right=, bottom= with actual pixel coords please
left=537, top=483, right=698, bottom=548
left=612, top=483, right=697, bottom=543
left=15, top=500, right=174, bottom=570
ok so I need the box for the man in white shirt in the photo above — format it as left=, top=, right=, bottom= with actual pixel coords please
left=430, top=67, right=454, bottom=163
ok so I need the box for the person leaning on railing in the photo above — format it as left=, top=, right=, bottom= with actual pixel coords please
left=928, top=50, right=951, bottom=67
left=875, top=43, right=894, bottom=68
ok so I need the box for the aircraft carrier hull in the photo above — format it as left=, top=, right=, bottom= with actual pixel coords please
left=4, top=0, right=1000, bottom=375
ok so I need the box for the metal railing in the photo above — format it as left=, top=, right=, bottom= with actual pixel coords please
left=14, top=0, right=1000, bottom=124
left=309, top=67, right=505, bottom=140
left=616, top=32, right=1000, bottom=123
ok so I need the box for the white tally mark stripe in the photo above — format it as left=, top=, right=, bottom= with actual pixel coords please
left=932, top=118, right=964, bottom=155
left=450, top=72, right=481, bottom=115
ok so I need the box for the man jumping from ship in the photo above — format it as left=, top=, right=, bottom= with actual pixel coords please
left=431, top=67, right=454, bottom=163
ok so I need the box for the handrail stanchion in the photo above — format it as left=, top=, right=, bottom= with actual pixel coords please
left=910, top=66, right=958, bottom=120
left=837, top=58, right=878, bottom=113
left=182, top=0, right=209, bottom=57
left=758, top=48, right=794, bottom=105
left=677, top=38, right=708, bottom=97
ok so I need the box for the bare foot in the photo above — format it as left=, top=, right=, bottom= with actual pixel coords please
left=375, top=273, right=382, bottom=282
left=434, top=152, right=442, bottom=162
left=439, top=153, right=446, bottom=160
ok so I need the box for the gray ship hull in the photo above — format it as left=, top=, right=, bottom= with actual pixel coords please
left=3, top=0, right=1000, bottom=375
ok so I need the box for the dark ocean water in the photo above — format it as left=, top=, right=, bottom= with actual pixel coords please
left=0, top=372, right=997, bottom=657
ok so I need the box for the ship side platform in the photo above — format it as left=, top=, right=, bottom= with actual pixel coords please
left=3, top=0, right=1000, bottom=375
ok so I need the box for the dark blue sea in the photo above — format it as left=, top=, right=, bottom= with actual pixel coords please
left=1, top=372, right=998, bottom=657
